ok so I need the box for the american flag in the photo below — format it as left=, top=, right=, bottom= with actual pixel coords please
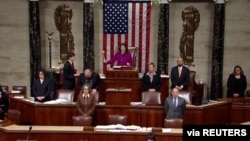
left=103, top=1, right=151, bottom=73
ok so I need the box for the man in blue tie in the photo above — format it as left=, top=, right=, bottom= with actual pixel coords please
left=165, top=88, right=186, bottom=119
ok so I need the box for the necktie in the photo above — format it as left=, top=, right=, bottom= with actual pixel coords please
left=71, top=63, right=74, bottom=70
left=178, top=68, right=182, bottom=77
left=174, top=98, right=177, bottom=108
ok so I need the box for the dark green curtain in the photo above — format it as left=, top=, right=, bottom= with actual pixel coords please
left=157, top=4, right=169, bottom=75
left=29, top=1, right=41, bottom=97
left=210, top=4, right=225, bottom=100
left=83, top=3, right=95, bottom=70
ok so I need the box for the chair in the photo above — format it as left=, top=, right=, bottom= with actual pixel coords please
left=178, top=91, right=192, bottom=104
left=141, top=91, right=161, bottom=105
left=56, top=89, right=74, bottom=102
left=179, top=70, right=204, bottom=105
left=164, top=118, right=183, bottom=128
left=108, top=114, right=128, bottom=125
left=12, top=86, right=26, bottom=95
left=6, top=109, right=21, bottom=125
left=0, top=86, right=9, bottom=92
left=94, top=92, right=99, bottom=104
left=246, top=90, right=250, bottom=97
left=72, top=115, right=92, bottom=126
left=128, top=46, right=138, bottom=67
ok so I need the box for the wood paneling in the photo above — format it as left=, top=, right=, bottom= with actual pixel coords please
left=0, top=125, right=182, bottom=141
left=219, top=98, right=250, bottom=124
left=98, top=77, right=169, bottom=105
left=9, top=98, right=231, bottom=126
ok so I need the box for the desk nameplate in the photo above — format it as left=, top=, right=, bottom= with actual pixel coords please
left=106, top=88, right=132, bottom=92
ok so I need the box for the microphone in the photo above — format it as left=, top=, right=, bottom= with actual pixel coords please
left=26, top=125, right=32, bottom=141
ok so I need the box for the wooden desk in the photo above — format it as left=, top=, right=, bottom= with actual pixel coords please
left=6, top=91, right=25, bottom=98
left=98, top=76, right=169, bottom=105
left=219, top=98, right=250, bottom=124
left=9, top=98, right=78, bottom=125
left=59, top=72, right=169, bottom=103
left=0, top=125, right=182, bottom=141
left=0, top=119, right=13, bottom=127
left=184, top=101, right=231, bottom=125
left=105, top=67, right=139, bottom=78
left=94, top=105, right=165, bottom=127
left=105, top=88, right=132, bottom=105
left=9, top=97, right=231, bottom=126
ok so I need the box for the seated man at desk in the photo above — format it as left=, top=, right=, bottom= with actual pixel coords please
left=142, top=62, right=162, bottom=92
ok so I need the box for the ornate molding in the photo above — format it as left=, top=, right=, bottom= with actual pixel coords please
left=213, top=0, right=228, bottom=4
left=158, top=0, right=172, bottom=4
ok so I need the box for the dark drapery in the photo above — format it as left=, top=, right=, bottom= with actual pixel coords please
left=83, top=3, right=95, bottom=70
left=29, top=1, right=41, bottom=97
left=210, top=4, right=225, bottom=100
left=157, top=4, right=169, bottom=75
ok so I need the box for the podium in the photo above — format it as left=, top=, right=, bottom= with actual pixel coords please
left=104, top=67, right=138, bottom=105
left=105, top=66, right=139, bottom=78
left=105, top=88, right=132, bottom=105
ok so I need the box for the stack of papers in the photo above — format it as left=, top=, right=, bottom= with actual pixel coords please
left=97, top=102, right=106, bottom=105
left=44, top=99, right=70, bottom=104
left=130, top=102, right=142, bottom=106
left=13, top=95, right=24, bottom=99
left=162, top=128, right=172, bottom=133
left=11, top=90, right=21, bottom=93
left=95, top=124, right=142, bottom=131
left=113, top=66, right=122, bottom=69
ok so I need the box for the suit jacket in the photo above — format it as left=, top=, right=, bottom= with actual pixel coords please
left=227, top=74, right=247, bottom=98
left=170, top=65, right=190, bottom=90
left=76, top=94, right=96, bottom=116
left=79, top=72, right=101, bottom=90
left=165, top=96, right=186, bottom=119
left=142, top=71, right=162, bottom=91
left=32, top=78, right=52, bottom=102
left=107, top=52, right=134, bottom=66
left=63, top=60, right=76, bottom=90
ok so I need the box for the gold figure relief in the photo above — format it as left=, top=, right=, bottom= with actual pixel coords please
left=179, top=6, right=200, bottom=67
left=54, top=4, right=74, bottom=64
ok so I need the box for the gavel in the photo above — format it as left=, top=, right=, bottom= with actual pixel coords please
left=102, top=50, right=106, bottom=60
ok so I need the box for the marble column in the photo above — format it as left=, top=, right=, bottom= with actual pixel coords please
left=29, top=0, right=41, bottom=97
left=83, top=1, right=95, bottom=70
left=157, top=0, right=170, bottom=75
left=210, top=0, right=227, bottom=99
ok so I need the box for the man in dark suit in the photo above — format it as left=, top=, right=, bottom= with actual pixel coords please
left=170, top=57, right=190, bottom=90
left=63, top=52, right=80, bottom=90
left=79, top=68, right=101, bottom=95
left=165, top=88, right=186, bottom=119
